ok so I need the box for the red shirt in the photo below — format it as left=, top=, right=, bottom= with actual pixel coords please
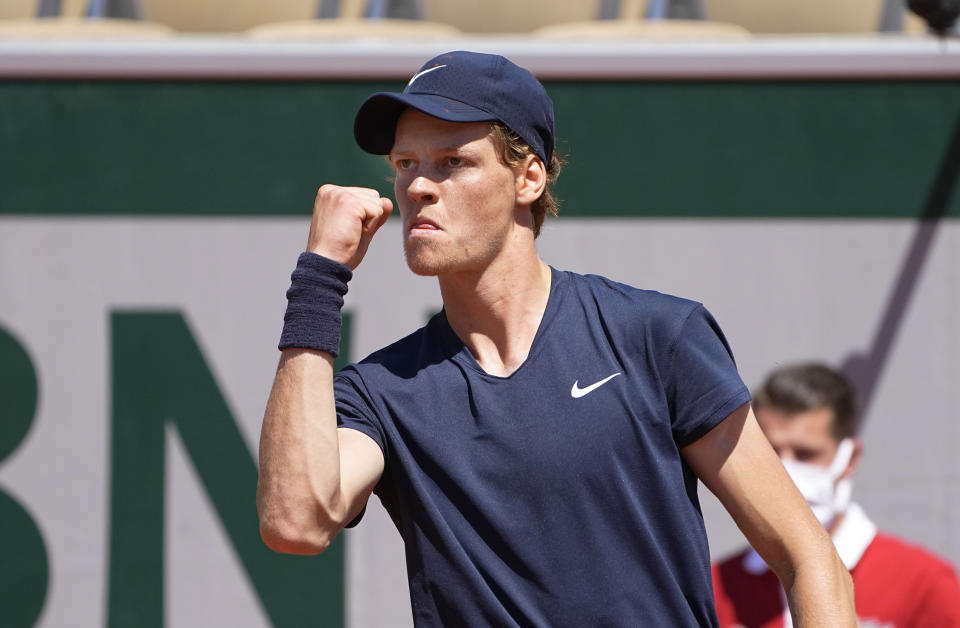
left=712, top=508, right=960, bottom=627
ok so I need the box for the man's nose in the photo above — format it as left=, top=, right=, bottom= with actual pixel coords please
left=407, top=173, right=438, bottom=204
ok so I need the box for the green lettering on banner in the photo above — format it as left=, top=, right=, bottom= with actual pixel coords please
left=109, top=311, right=353, bottom=627
left=0, top=325, right=49, bottom=628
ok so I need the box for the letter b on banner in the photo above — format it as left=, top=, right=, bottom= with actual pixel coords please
left=0, top=325, right=49, bottom=628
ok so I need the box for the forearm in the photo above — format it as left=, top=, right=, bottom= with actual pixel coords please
left=257, top=348, right=346, bottom=554
left=684, top=408, right=857, bottom=626
left=256, top=183, right=391, bottom=554
left=779, top=534, right=856, bottom=627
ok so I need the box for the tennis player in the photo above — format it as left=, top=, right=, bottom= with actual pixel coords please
left=257, top=50, right=856, bottom=627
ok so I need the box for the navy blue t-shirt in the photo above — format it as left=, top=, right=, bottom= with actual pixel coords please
left=335, top=268, right=750, bottom=627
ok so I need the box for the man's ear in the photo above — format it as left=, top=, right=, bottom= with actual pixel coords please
left=516, top=154, right=547, bottom=206
left=838, top=438, right=863, bottom=480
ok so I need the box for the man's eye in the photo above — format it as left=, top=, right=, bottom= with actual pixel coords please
left=395, top=159, right=412, bottom=170
left=447, top=157, right=464, bottom=167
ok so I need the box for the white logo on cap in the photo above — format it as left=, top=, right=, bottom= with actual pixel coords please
left=406, top=64, right=446, bottom=89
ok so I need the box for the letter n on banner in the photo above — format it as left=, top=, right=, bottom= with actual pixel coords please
left=108, top=311, right=350, bottom=627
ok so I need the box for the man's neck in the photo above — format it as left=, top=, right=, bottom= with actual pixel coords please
left=438, top=251, right=552, bottom=378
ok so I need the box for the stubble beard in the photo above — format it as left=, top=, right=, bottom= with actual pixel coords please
left=404, top=236, right=489, bottom=278
left=403, top=219, right=511, bottom=277
left=403, top=238, right=446, bottom=277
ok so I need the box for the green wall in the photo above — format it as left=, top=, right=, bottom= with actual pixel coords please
left=1, top=79, right=958, bottom=218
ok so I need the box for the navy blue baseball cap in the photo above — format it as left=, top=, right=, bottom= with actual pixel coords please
left=354, top=50, right=555, bottom=166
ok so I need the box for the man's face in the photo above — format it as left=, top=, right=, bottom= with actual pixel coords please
left=754, top=405, right=839, bottom=468
left=389, top=108, right=521, bottom=277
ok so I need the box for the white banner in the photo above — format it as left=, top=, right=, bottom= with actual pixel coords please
left=1, top=217, right=957, bottom=627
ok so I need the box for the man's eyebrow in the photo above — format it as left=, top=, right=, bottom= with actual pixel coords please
left=391, top=142, right=480, bottom=156
left=441, top=142, right=485, bottom=154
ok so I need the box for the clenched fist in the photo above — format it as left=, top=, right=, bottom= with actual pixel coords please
left=307, top=184, right=393, bottom=270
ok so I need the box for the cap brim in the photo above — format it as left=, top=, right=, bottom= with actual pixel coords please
left=354, top=92, right=497, bottom=155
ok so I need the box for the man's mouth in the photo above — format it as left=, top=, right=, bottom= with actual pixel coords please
left=410, top=218, right=440, bottom=231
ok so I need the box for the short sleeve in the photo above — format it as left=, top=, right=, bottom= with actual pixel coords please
left=334, top=367, right=388, bottom=464
left=333, top=368, right=389, bottom=528
left=662, top=305, right=751, bottom=447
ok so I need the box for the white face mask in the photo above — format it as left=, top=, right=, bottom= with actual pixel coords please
left=780, top=438, right=855, bottom=529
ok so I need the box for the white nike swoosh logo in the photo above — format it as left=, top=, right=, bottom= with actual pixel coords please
left=406, top=64, right=446, bottom=88
left=570, top=372, right=621, bottom=398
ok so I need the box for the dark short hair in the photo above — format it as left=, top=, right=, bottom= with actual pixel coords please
left=488, top=121, right=563, bottom=239
left=753, top=363, right=859, bottom=440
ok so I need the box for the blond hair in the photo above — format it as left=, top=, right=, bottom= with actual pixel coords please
left=488, top=122, right=563, bottom=238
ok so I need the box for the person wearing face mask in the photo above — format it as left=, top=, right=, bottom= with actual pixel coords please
left=711, top=362, right=960, bottom=628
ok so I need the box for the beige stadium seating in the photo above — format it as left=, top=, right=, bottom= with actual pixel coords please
left=0, top=0, right=172, bottom=37
left=59, top=0, right=90, bottom=17
left=247, top=0, right=460, bottom=39
left=337, top=0, right=369, bottom=19
left=904, top=11, right=929, bottom=34
left=703, top=0, right=886, bottom=34
left=534, top=18, right=750, bottom=39
left=138, top=0, right=320, bottom=32
left=248, top=17, right=460, bottom=39
left=0, top=16, right=173, bottom=37
left=1, top=0, right=36, bottom=19
left=417, top=0, right=606, bottom=33
left=0, top=0, right=91, bottom=19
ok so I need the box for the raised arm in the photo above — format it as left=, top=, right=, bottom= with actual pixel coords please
left=682, top=403, right=857, bottom=627
left=256, top=185, right=392, bottom=555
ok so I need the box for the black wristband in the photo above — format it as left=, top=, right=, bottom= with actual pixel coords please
left=278, top=252, right=353, bottom=356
